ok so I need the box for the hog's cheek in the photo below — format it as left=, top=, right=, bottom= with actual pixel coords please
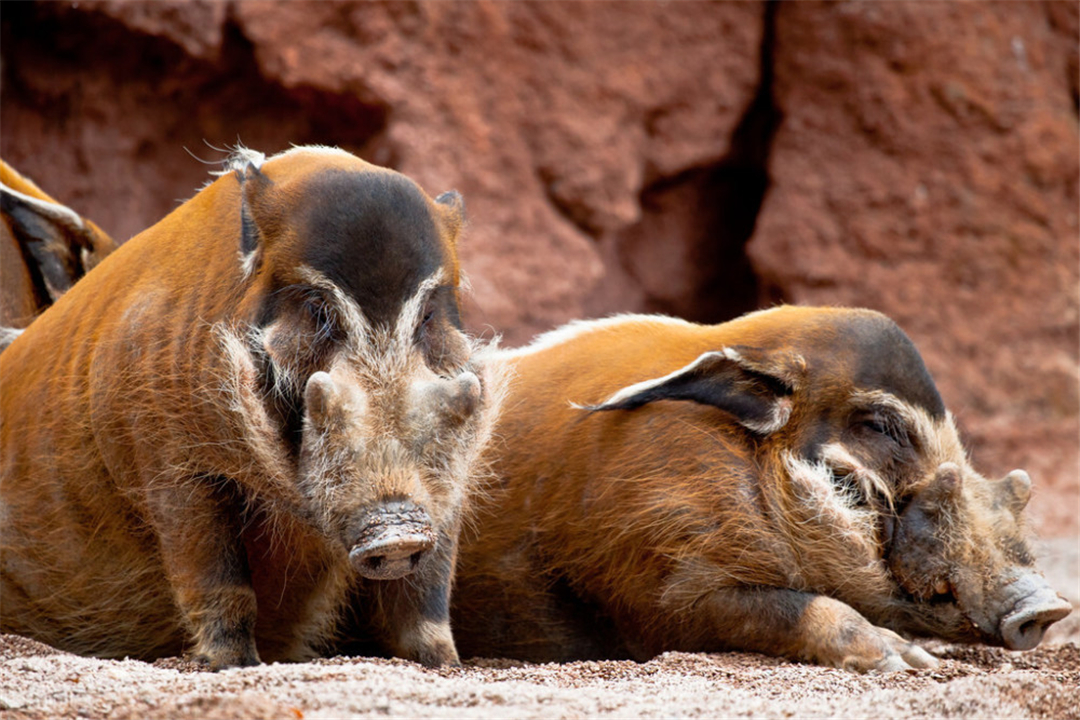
left=948, top=565, right=1000, bottom=636
left=887, top=507, right=952, bottom=600
left=420, top=320, right=470, bottom=376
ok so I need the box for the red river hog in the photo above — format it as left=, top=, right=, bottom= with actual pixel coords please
left=0, top=146, right=503, bottom=669
left=452, top=307, right=1071, bottom=672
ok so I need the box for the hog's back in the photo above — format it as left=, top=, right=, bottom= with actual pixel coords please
left=453, top=317, right=779, bottom=660
left=0, top=181, right=247, bottom=657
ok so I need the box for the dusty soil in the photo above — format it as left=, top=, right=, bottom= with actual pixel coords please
left=2, top=638, right=1077, bottom=720
left=2, top=539, right=1076, bottom=720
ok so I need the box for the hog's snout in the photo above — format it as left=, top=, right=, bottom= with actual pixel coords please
left=349, top=501, right=436, bottom=581
left=999, top=586, right=1072, bottom=651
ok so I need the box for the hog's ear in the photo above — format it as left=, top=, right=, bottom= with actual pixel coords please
left=580, top=346, right=803, bottom=435
left=304, top=371, right=339, bottom=429
left=236, top=160, right=276, bottom=261
left=995, top=469, right=1031, bottom=517
left=0, top=183, right=92, bottom=302
left=434, top=190, right=466, bottom=245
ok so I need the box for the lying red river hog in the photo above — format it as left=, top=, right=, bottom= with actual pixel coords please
left=0, top=146, right=503, bottom=669
left=452, top=306, right=1072, bottom=672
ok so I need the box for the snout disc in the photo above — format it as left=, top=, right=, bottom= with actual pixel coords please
left=349, top=530, right=435, bottom=580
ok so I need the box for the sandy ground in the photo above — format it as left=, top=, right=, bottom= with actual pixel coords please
left=2, top=539, right=1076, bottom=720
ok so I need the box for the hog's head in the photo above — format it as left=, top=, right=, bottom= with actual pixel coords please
left=760, top=307, right=1071, bottom=648
left=585, top=305, right=1071, bottom=649
left=884, top=462, right=1071, bottom=649
left=219, top=146, right=500, bottom=581
left=299, top=350, right=489, bottom=580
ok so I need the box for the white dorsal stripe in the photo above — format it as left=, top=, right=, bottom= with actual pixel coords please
left=210, top=144, right=357, bottom=178
left=497, top=314, right=695, bottom=361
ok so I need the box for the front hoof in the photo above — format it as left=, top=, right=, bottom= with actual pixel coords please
left=188, top=644, right=261, bottom=671
left=842, top=629, right=938, bottom=673
left=414, top=639, right=461, bottom=668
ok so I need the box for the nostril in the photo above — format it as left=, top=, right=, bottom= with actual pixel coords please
left=1012, top=619, right=1045, bottom=651
left=349, top=528, right=435, bottom=581
left=1001, top=600, right=1072, bottom=651
left=349, top=501, right=435, bottom=580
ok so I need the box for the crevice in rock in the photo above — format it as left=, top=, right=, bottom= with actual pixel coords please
left=592, top=0, right=787, bottom=324
left=538, top=164, right=604, bottom=240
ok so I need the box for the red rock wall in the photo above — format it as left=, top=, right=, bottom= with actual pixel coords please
left=2, top=0, right=1076, bottom=536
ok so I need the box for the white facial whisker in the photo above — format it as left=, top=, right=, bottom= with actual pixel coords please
left=293, top=266, right=372, bottom=351
left=394, top=269, right=446, bottom=352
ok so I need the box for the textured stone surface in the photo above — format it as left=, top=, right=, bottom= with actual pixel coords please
left=751, top=1, right=1079, bottom=536
left=1, top=0, right=1076, bottom=536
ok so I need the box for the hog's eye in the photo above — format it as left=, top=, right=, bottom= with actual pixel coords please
left=856, top=413, right=909, bottom=447
left=862, top=419, right=890, bottom=436
left=284, top=286, right=342, bottom=347
left=417, top=301, right=436, bottom=337
left=304, top=298, right=335, bottom=341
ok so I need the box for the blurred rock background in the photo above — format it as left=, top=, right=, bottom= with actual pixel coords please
left=2, top=0, right=1077, bottom=538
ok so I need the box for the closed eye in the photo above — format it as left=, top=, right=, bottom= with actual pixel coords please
left=862, top=419, right=890, bottom=436
left=274, top=284, right=342, bottom=345
left=854, top=409, right=910, bottom=446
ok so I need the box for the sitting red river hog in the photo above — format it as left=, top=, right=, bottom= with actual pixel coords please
left=0, top=158, right=116, bottom=341
left=451, top=306, right=1072, bottom=672
left=0, top=146, right=503, bottom=669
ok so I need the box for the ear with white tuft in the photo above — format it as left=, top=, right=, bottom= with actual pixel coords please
left=577, top=346, right=804, bottom=435
left=0, top=327, right=23, bottom=353
left=237, top=160, right=274, bottom=261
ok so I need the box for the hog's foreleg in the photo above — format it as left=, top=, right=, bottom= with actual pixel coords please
left=147, top=479, right=260, bottom=669
left=703, top=587, right=937, bottom=672
left=368, top=534, right=461, bottom=667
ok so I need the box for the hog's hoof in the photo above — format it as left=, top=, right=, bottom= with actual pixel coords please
left=864, top=644, right=938, bottom=673
left=189, top=643, right=261, bottom=671
left=412, top=639, right=461, bottom=668
left=397, top=620, right=461, bottom=667
left=841, top=628, right=938, bottom=673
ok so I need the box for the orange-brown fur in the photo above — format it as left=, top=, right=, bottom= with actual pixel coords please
left=453, top=307, right=1068, bottom=671
left=1, top=147, right=502, bottom=668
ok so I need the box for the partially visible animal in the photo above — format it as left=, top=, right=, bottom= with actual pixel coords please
left=0, top=159, right=116, bottom=331
left=0, top=146, right=503, bottom=669
left=452, top=307, right=1071, bottom=672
